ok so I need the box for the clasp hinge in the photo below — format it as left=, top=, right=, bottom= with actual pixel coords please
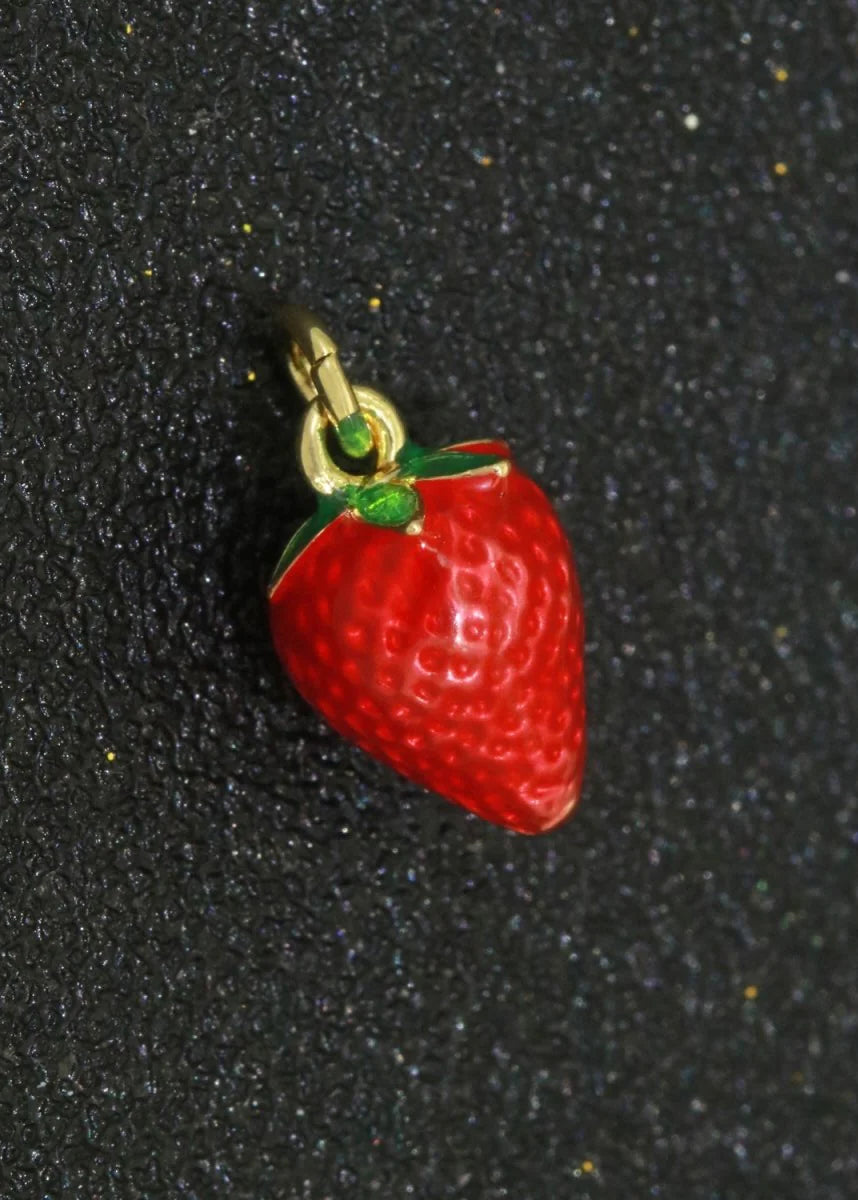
left=279, top=304, right=373, bottom=457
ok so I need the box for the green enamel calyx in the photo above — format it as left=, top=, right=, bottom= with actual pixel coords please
left=268, top=441, right=507, bottom=593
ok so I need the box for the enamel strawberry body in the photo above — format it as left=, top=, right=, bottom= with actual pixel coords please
left=269, top=440, right=586, bottom=834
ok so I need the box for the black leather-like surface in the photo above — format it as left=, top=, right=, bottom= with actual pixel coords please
left=2, top=3, right=857, bottom=1196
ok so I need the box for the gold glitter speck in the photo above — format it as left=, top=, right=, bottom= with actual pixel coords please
left=106, top=750, right=116, bottom=762
left=246, top=370, right=256, bottom=383
left=774, top=67, right=789, bottom=83
left=242, top=222, right=253, bottom=233
left=368, top=296, right=382, bottom=311
left=143, top=268, right=153, bottom=277
left=581, top=1161, right=595, bottom=1174
left=774, top=162, right=789, bottom=176
left=628, top=25, right=639, bottom=37
left=479, top=154, right=494, bottom=167
left=744, top=984, right=759, bottom=1000
left=125, top=23, right=133, bottom=35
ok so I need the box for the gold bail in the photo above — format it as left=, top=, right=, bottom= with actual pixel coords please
left=279, top=305, right=373, bottom=458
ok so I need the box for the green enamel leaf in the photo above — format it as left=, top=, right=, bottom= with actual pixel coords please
left=269, top=441, right=508, bottom=595
left=345, top=481, right=422, bottom=527
left=268, top=493, right=346, bottom=593
left=398, top=444, right=507, bottom=479
left=394, top=439, right=429, bottom=469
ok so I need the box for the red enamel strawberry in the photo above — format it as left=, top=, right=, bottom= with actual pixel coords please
left=269, top=436, right=586, bottom=834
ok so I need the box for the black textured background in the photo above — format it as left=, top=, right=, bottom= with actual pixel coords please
left=2, top=2, right=857, bottom=1197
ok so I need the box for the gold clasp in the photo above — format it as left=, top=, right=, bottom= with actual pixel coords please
left=278, top=304, right=408, bottom=495
left=279, top=304, right=373, bottom=458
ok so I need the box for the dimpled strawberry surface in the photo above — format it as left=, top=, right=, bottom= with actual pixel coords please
left=270, top=444, right=585, bottom=834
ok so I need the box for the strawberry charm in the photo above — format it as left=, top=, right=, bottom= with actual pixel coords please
left=268, top=307, right=585, bottom=834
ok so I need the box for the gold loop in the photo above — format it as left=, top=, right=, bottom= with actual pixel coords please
left=299, top=386, right=407, bottom=495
